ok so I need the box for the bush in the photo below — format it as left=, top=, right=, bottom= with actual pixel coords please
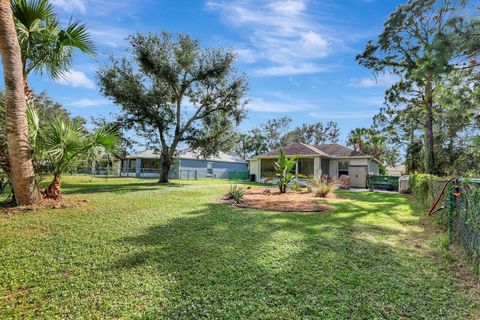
left=226, top=185, right=246, bottom=203
left=306, top=176, right=334, bottom=197
left=409, top=173, right=438, bottom=208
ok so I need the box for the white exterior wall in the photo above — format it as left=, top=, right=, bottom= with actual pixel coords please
left=249, top=159, right=260, bottom=180
left=368, top=160, right=380, bottom=175
left=348, top=158, right=368, bottom=166
left=329, top=158, right=371, bottom=179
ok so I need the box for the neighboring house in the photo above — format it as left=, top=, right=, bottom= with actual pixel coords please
left=386, top=165, right=407, bottom=177
left=249, top=142, right=381, bottom=188
left=120, top=149, right=248, bottom=179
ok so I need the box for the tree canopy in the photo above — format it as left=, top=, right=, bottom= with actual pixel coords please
left=357, top=0, right=479, bottom=175
left=99, top=32, right=248, bottom=182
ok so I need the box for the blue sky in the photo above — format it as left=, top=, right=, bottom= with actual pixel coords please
left=20, top=0, right=405, bottom=143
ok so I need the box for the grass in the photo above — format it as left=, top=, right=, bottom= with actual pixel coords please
left=0, top=175, right=478, bottom=319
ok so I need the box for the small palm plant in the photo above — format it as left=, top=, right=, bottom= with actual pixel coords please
left=37, top=116, right=118, bottom=199
left=274, top=150, right=301, bottom=193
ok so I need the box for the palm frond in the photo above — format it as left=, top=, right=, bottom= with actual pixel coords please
left=11, top=0, right=54, bottom=31
left=59, top=19, right=96, bottom=56
left=12, top=0, right=96, bottom=79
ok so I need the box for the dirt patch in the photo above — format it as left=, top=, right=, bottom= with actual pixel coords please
left=0, top=196, right=89, bottom=215
left=222, top=187, right=339, bottom=212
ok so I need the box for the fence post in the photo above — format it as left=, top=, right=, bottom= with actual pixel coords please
left=447, top=182, right=454, bottom=245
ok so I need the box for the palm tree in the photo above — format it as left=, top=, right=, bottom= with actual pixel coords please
left=367, top=134, right=387, bottom=159
left=0, top=0, right=40, bottom=205
left=11, top=0, right=95, bottom=99
left=347, top=128, right=369, bottom=152
left=35, top=116, right=118, bottom=199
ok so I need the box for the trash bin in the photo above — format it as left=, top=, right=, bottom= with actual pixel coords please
left=399, top=175, right=410, bottom=194
left=250, top=174, right=256, bottom=182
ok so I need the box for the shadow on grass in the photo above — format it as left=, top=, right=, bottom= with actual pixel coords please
left=113, top=192, right=475, bottom=319
left=60, top=181, right=183, bottom=195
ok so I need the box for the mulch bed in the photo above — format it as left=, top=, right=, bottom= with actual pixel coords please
left=221, top=187, right=340, bottom=212
left=0, top=196, right=89, bottom=215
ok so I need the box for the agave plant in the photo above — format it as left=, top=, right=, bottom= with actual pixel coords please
left=274, top=150, right=301, bottom=193
left=33, top=113, right=118, bottom=199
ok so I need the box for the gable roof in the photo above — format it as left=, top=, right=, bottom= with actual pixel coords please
left=254, top=143, right=369, bottom=158
left=126, top=149, right=247, bottom=163
left=314, top=143, right=366, bottom=157
left=255, top=142, right=330, bottom=157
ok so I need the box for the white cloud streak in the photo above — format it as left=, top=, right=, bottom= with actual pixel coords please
left=67, top=98, right=111, bottom=108
left=51, top=0, right=86, bottom=13
left=246, top=92, right=317, bottom=113
left=349, top=73, right=397, bottom=88
left=55, top=69, right=95, bottom=89
left=309, top=111, right=376, bottom=120
left=207, top=0, right=342, bottom=76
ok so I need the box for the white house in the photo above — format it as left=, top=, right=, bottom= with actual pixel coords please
left=249, top=142, right=381, bottom=188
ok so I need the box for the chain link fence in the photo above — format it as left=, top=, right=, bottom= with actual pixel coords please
left=431, top=178, right=480, bottom=273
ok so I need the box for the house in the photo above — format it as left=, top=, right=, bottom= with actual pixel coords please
left=120, top=149, right=248, bottom=179
left=386, top=165, right=407, bottom=176
left=249, top=142, right=381, bottom=188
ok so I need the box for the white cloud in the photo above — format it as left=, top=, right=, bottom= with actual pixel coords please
left=51, top=0, right=86, bottom=13
left=206, top=0, right=342, bottom=76
left=246, top=94, right=315, bottom=113
left=52, top=0, right=148, bottom=16
left=67, top=98, right=111, bottom=108
left=234, top=48, right=257, bottom=64
left=349, top=73, right=397, bottom=88
left=90, top=27, right=130, bottom=48
left=255, top=63, right=328, bottom=76
left=350, top=96, right=385, bottom=106
left=309, top=111, right=376, bottom=120
left=55, top=69, right=95, bottom=89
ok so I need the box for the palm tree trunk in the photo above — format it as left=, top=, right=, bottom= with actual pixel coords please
left=23, top=74, right=35, bottom=104
left=0, top=0, right=39, bottom=205
left=44, top=174, right=61, bottom=199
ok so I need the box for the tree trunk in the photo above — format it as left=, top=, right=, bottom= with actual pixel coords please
left=158, top=156, right=172, bottom=183
left=23, top=74, right=34, bottom=104
left=44, top=175, right=61, bottom=199
left=0, top=1, right=40, bottom=205
left=424, top=79, right=436, bottom=175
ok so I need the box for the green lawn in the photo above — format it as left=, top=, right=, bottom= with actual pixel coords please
left=0, top=176, right=477, bottom=319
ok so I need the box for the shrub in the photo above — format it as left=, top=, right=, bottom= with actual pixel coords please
left=226, top=185, right=246, bottom=203
left=306, top=176, right=335, bottom=197
left=409, top=173, right=438, bottom=208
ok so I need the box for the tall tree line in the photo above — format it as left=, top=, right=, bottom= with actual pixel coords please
left=357, top=0, right=479, bottom=176
left=233, top=117, right=341, bottom=159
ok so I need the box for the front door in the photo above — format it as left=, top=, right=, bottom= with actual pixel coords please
left=349, top=166, right=367, bottom=188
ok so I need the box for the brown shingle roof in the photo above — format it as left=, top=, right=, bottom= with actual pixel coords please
left=256, top=143, right=366, bottom=158
left=314, top=143, right=366, bottom=157
left=258, top=142, right=328, bottom=157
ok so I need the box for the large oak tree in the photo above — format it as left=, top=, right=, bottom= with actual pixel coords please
left=99, top=32, right=248, bottom=183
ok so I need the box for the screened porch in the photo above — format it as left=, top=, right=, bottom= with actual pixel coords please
left=260, top=157, right=315, bottom=178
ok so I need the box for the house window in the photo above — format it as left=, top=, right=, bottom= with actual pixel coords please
left=298, top=158, right=314, bottom=177
left=338, top=161, right=349, bottom=176
left=207, top=162, right=213, bottom=176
